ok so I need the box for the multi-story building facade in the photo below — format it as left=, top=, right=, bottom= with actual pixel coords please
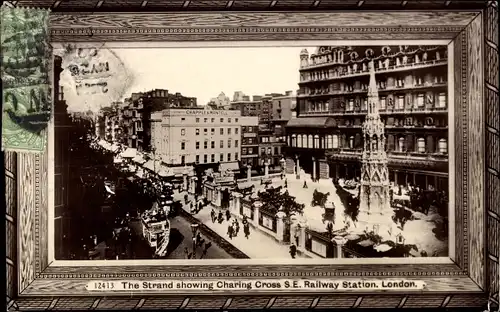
left=120, top=89, right=197, bottom=151
left=230, top=95, right=261, bottom=117
left=151, top=108, right=242, bottom=169
left=239, top=116, right=259, bottom=167
left=285, top=45, right=449, bottom=192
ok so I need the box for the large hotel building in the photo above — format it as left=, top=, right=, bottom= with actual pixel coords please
left=285, top=45, right=449, bottom=192
left=150, top=108, right=243, bottom=170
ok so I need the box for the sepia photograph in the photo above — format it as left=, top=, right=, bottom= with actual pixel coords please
left=53, top=44, right=451, bottom=261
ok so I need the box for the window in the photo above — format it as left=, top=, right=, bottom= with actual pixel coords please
left=181, top=142, right=185, bottom=150
left=416, top=76, right=423, bottom=86
left=380, top=97, right=386, bottom=110
left=204, top=128, right=208, bottom=134
left=211, top=141, right=215, bottom=149
left=211, top=128, right=215, bottom=135
left=203, top=154, right=208, bottom=163
left=220, top=153, right=224, bottom=162
left=235, top=140, right=239, bottom=148
left=438, top=138, right=448, bottom=154
left=248, top=147, right=253, bottom=154
left=398, top=137, right=405, bottom=152
left=235, top=118, right=239, bottom=122
left=437, top=93, right=447, bottom=108
left=181, top=117, right=185, bottom=121
left=228, top=128, right=232, bottom=135
left=220, top=140, right=224, bottom=148
left=196, top=141, right=200, bottom=149
left=196, top=129, right=200, bottom=135
left=196, top=118, right=200, bottom=123
left=417, top=94, right=425, bottom=107
left=242, top=147, right=247, bottom=154
left=235, top=128, right=239, bottom=134
left=196, top=155, right=200, bottom=163
left=204, top=118, right=208, bottom=123
left=228, top=118, right=231, bottom=123
left=348, top=99, right=354, bottom=111
left=211, top=118, right=215, bottom=123
left=242, top=126, right=246, bottom=132
left=417, top=138, right=426, bottom=153
left=291, top=134, right=297, bottom=147
left=267, top=148, right=272, bottom=155
left=204, top=141, right=208, bottom=149
left=235, top=152, right=239, bottom=160
left=362, top=98, right=368, bottom=111
left=227, top=153, right=231, bottom=161
left=248, top=138, right=254, bottom=144
left=211, top=154, right=215, bottom=163
left=396, top=77, right=404, bottom=88
left=308, top=135, right=313, bottom=148
left=248, top=126, right=253, bottom=132
left=396, top=96, right=405, bottom=109
left=314, top=135, right=320, bottom=148
left=220, top=128, right=224, bottom=135
left=228, top=139, right=232, bottom=148
left=274, top=147, right=279, bottom=155
left=220, top=118, right=224, bottom=122
left=181, top=155, right=185, bottom=164
left=349, top=136, right=354, bottom=149
left=181, top=129, right=186, bottom=136
left=327, top=135, right=333, bottom=148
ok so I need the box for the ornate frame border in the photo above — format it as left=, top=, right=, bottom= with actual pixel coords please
left=5, top=5, right=499, bottom=311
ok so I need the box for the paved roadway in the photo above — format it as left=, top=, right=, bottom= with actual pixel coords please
left=128, top=215, right=233, bottom=259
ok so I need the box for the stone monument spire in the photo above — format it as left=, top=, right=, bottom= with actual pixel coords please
left=357, top=60, right=393, bottom=237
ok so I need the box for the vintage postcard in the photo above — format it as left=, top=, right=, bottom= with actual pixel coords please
left=4, top=3, right=498, bottom=311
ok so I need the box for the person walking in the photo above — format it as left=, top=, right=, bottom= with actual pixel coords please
left=243, top=222, right=250, bottom=239
left=210, top=208, right=216, bottom=223
left=225, top=209, right=231, bottom=222
left=218, top=211, right=223, bottom=224
left=234, top=219, right=240, bottom=236
left=289, top=244, right=297, bottom=259
left=227, top=224, right=233, bottom=240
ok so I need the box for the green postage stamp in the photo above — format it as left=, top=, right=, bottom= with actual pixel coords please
left=1, top=7, right=51, bottom=152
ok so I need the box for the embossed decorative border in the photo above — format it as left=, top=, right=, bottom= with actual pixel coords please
left=5, top=2, right=498, bottom=311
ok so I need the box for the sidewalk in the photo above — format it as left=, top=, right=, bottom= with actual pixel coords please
left=173, top=191, right=305, bottom=259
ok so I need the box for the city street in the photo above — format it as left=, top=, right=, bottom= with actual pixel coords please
left=173, top=191, right=307, bottom=259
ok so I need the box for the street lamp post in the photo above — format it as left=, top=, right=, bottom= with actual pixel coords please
left=190, top=223, right=199, bottom=256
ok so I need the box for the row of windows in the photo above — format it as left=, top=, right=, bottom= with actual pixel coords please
left=190, top=140, right=239, bottom=150
left=194, top=117, right=239, bottom=123
left=188, top=128, right=240, bottom=136
left=241, top=126, right=255, bottom=132
left=194, top=153, right=239, bottom=163
left=289, top=134, right=448, bottom=154
left=306, top=93, right=447, bottom=113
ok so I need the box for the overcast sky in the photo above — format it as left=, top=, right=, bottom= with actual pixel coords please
left=113, top=47, right=315, bottom=105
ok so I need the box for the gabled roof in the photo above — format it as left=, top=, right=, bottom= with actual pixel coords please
left=286, top=117, right=336, bottom=128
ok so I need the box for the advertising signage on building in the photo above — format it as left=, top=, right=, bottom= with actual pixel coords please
left=162, top=109, right=240, bottom=117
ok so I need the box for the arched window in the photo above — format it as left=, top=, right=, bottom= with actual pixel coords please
left=332, top=135, right=339, bottom=148
left=297, top=134, right=302, bottom=148
left=417, top=138, right=426, bottom=153
left=314, top=135, right=320, bottom=148
left=349, top=136, right=355, bottom=149
left=398, top=137, right=405, bottom=152
left=325, top=102, right=330, bottom=112
left=291, top=134, right=296, bottom=147
left=308, top=135, right=313, bottom=148
left=438, top=138, right=448, bottom=154
left=302, top=134, right=307, bottom=148
left=327, top=135, right=333, bottom=148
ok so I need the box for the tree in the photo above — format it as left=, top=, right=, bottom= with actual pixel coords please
left=257, top=187, right=304, bottom=218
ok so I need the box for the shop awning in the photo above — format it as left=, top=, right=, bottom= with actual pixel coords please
left=143, top=160, right=155, bottom=171
left=358, top=239, right=375, bottom=247
left=157, top=166, right=174, bottom=177
left=110, top=144, right=121, bottom=152
left=132, top=153, right=146, bottom=164
left=120, top=148, right=137, bottom=158
left=135, top=169, right=144, bottom=178
left=219, top=161, right=240, bottom=172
